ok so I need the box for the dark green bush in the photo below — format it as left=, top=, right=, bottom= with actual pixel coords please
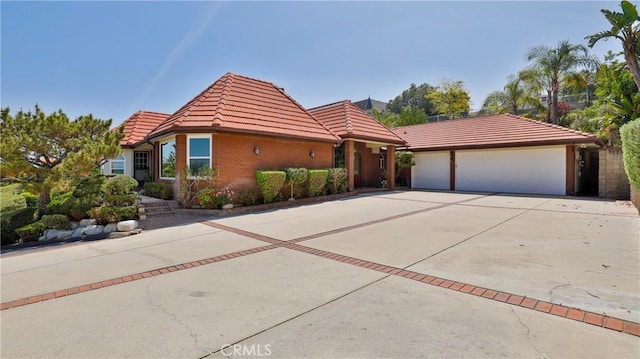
left=104, top=174, right=139, bottom=195
left=308, top=169, right=329, bottom=197
left=88, top=205, right=138, bottom=225
left=41, top=214, right=72, bottom=230
left=46, top=192, right=75, bottom=215
left=621, top=118, right=640, bottom=190
left=104, top=193, right=138, bottom=206
left=238, top=189, right=259, bottom=206
left=283, top=167, right=309, bottom=199
left=72, top=174, right=106, bottom=198
left=22, top=192, right=39, bottom=208
left=69, top=197, right=100, bottom=221
left=197, top=188, right=216, bottom=209
left=144, top=182, right=174, bottom=200
left=15, top=222, right=45, bottom=242
left=1, top=207, right=37, bottom=245
left=256, top=171, right=286, bottom=203
left=326, top=168, right=348, bottom=194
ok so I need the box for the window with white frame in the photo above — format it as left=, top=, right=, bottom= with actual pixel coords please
left=160, top=139, right=176, bottom=179
left=110, top=155, right=125, bottom=175
left=188, top=135, right=211, bottom=174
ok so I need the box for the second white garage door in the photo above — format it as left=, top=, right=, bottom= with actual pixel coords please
left=455, top=145, right=567, bottom=195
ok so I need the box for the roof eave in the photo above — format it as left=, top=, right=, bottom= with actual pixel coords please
left=147, top=126, right=341, bottom=144
left=408, top=138, right=600, bottom=152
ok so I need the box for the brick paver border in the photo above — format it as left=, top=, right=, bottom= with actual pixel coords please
left=3, top=204, right=639, bottom=339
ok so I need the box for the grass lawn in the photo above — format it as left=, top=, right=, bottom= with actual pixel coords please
left=0, top=183, right=26, bottom=214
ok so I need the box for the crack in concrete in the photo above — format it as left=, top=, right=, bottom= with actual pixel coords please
left=144, top=277, right=213, bottom=356
left=510, top=306, right=548, bottom=359
left=548, top=283, right=570, bottom=303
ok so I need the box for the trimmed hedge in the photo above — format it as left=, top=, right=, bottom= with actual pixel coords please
left=104, top=174, right=139, bottom=195
left=104, top=193, right=138, bottom=207
left=1, top=207, right=37, bottom=245
left=621, top=118, right=640, bottom=190
left=256, top=171, right=286, bottom=203
left=144, top=182, right=174, bottom=200
left=326, top=168, right=348, bottom=194
left=308, top=169, right=329, bottom=197
left=41, top=214, right=72, bottom=230
left=88, top=205, right=138, bottom=225
left=15, top=222, right=45, bottom=242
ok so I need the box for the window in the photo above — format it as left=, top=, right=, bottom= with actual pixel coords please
left=188, top=136, right=211, bottom=173
left=111, top=155, right=125, bottom=175
left=134, top=152, right=149, bottom=170
left=160, top=139, right=176, bottom=178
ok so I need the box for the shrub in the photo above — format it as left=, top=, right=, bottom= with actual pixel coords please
left=104, top=193, right=138, bottom=206
left=256, top=171, right=286, bottom=203
left=178, top=167, right=219, bottom=208
left=72, top=174, right=106, bottom=198
left=621, top=118, right=640, bottom=190
left=197, top=188, right=217, bottom=209
left=214, top=188, right=234, bottom=208
left=1, top=207, right=37, bottom=245
left=22, top=192, right=39, bottom=208
left=69, top=197, right=101, bottom=221
left=104, top=174, right=139, bottom=195
left=40, top=214, right=72, bottom=230
left=238, top=189, right=259, bottom=206
left=196, top=188, right=234, bottom=209
left=308, top=169, right=329, bottom=197
left=88, top=205, right=138, bottom=224
left=283, top=167, right=309, bottom=199
left=46, top=192, right=75, bottom=215
left=15, top=222, right=45, bottom=242
left=144, top=182, right=174, bottom=200
left=326, top=168, right=348, bottom=194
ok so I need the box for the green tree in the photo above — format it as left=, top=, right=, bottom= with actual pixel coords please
left=372, top=106, right=426, bottom=127
left=586, top=0, right=640, bottom=90
left=482, top=75, right=543, bottom=115
left=0, top=105, right=123, bottom=210
left=386, top=83, right=436, bottom=115
left=525, top=40, right=598, bottom=124
left=426, top=79, right=471, bottom=119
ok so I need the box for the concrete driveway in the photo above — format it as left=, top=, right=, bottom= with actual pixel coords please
left=1, top=191, right=639, bottom=358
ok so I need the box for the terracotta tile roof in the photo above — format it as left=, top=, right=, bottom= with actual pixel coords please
left=148, top=73, right=339, bottom=142
left=119, top=111, right=171, bottom=147
left=393, top=114, right=598, bottom=151
left=308, top=100, right=405, bottom=145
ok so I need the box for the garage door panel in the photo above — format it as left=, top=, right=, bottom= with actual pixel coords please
left=412, top=152, right=450, bottom=190
left=456, top=146, right=566, bottom=195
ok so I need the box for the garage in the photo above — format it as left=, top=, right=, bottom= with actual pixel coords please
left=394, top=114, right=600, bottom=196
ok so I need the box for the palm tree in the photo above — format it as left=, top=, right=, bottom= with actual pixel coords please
left=586, top=0, right=640, bottom=90
left=482, top=75, right=543, bottom=115
left=519, top=68, right=553, bottom=122
left=526, top=40, right=598, bottom=124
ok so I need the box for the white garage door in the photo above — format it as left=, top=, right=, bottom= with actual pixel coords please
left=455, top=146, right=566, bottom=195
left=412, top=151, right=450, bottom=190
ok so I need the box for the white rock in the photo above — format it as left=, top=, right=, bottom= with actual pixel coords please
left=117, top=220, right=138, bottom=232
left=38, top=235, right=46, bottom=241
left=45, top=229, right=59, bottom=240
left=222, top=203, right=234, bottom=209
left=79, top=219, right=96, bottom=227
left=104, top=223, right=118, bottom=233
left=56, top=230, right=74, bottom=240
left=72, top=227, right=84, bottom=238
left=84, top=225, right=104, bottom=235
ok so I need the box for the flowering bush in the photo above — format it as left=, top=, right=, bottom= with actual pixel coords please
left=197, top=187, right=234, bottom=209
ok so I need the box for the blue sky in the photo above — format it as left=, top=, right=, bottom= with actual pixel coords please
left=1, top=1, right=624, bottom=127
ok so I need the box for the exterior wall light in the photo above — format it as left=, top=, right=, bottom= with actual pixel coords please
left=253, top=146, right=260, bottom=155
left=309, top=150, right=315, bottom=159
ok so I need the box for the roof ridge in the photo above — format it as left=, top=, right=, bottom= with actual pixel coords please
left=342, top=100, right=354, bottom=134
left=307, top=100, right=348, bottom=111
left=506, top=113, right=595, bottom=138
left=344, top=101, right=406, bottom=142
left=138, top=110, right=172, bottom=116
left=212, top=74, right=234, bottom=126
left=272, top=85, right=341, bottom=141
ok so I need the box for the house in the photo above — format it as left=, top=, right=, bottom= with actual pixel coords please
left=102, top=111, right=170, bottom=185
left=309, top=100, right=406, bottom=190
left=394, top=114, right=601, bottom=196
left=141, top=72, right=342, bottom=193
left=353, top=97, right=388, bottom=115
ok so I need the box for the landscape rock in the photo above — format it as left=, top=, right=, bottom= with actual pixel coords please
left=45, top=229, right=59, bottom=240
left=72, top=227, right=84, bottom=238
left=222, top=203, right=234, bottom=209
left=84, top=225, right=104, bottom=236
left=108, top=228, right=142, bottom=239
left=79, top=219, right=96, bottom=227
left=38, top=235, right=46, bottom=241
left=117, top=220, right=138, bottom=232
left=70, top=222, right=80, bottom=229
left=103, top=223, right=118, bottom=233
left=56, top=230, right=74, bottom=240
